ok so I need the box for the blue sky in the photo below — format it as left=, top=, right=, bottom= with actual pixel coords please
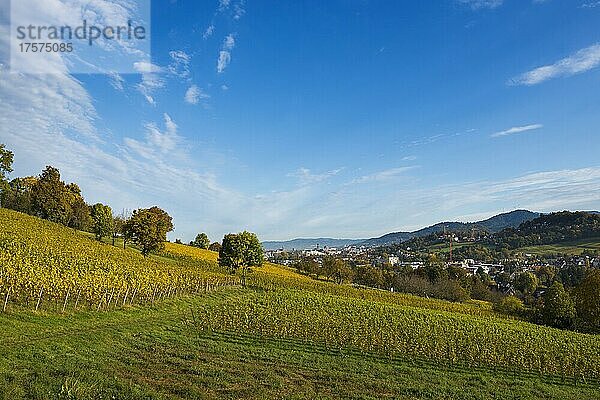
left=1, top=0, right=600, bottom=242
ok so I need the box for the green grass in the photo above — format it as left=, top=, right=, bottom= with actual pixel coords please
left=1, top=288, right=599, bottom=400
left=517, top=237, right=600, bottom=256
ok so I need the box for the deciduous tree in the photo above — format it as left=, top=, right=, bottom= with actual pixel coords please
left=124, top=206, right=174, bottom=256
left=191, top=233, right=210, bottom=249
left=0, top=144, right=14, bottom=203
left=574, top=269, right=600, bottom=333
left=540, top=281, right=575, bottom=329
left=513, top=271, right=538, bottom=296
left=218, top=231, right=264, bottom=286
left=90, top=203, right=113, bottom=241
left=31, top=166, right=73, bottom=225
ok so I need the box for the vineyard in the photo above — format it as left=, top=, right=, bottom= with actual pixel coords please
left=0, top=209, right=238, bottom=313
left=1, top=208, right=600, bottom=398
left=193, top=288, right=600, bottom=379
left=247, top=270, right=502, bottom=319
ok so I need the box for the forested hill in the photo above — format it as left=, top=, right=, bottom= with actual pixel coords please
left=492, top=211, right=600, bottom=249
left=361, top=210, right=540, bottom=247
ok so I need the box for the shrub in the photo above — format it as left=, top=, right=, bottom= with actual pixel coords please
left=493, top=296, right=524, bottom=317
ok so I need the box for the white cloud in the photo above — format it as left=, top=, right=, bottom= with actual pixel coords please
left=352, top=166, right=417, bottom=184
left=217, top=51, right=231, bottom=73
left=133, top=62, right=165, bottom=105
left=217, top=34, right=236, bottom=73
left=491, top=124, right=543, bottom=138
left=124, top=113, right=183, bottom=159
left=184, top=85, right=210, bottom=105
left=233, top=1, right=246, bottom=20
left=218, top=0, right=231, bottom=11
left=289, top=167, right=343, bottom=186
left=203, top=24, right=215, bottom=39
left=580, top=1, right=600, bottom=8
left=108, top=72, right=125, bottom=91
left=168, top=50, right=191, bottom=78
left=458, top=0, right=503, bottom=9
left=223, top=34, right=236, bottom=51
left=133, top=61, right=163, bottom=74
left=510, top=44, right=600, bottom=85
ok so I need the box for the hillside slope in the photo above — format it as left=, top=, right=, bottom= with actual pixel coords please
left=0, top=208, right=237, bottom=312
left=1, top=209, right=600, bottom=399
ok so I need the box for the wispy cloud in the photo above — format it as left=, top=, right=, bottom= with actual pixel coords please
left=352, top=166, right=417, bottom=184
left=134, top=61, right=165, bottom=105
left=233, top=1, right=246, bottom=19
left=289, top=167, right=343, bottom=186
left=218, top=0, right=231, bottom=11
left=203, top=24, right=215, bottom=40
left=217, top=34, right=236, bottom=73
left=124, top=113, right=184, bottom=160
left=168, top=50, right=191, bottom=78
left=458, top=0, right=503, bottom=9
left=108, top=72, right=125, bottom=91
left=580, top=1, right=600, bottom=8
left=491, top=124, right=543, bottom=138
left=184, top=85, right=210, bottom=105
left=510, top=43, right=600, bottom=85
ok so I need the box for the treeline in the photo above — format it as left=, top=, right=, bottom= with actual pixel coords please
left=293, top=255, right=498, bottom=303
left=494, top=270, right=600, bottom=334
left=0, top=144, right=181, bottom=257
left=0, top=163, right=174, bottom=256
left=492, top=211, right=600, bottom=249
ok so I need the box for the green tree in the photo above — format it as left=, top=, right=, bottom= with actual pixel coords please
left=321, top=256, right=337, bottom=281
left=294, top=258, right=321, bottom=278
left=355, top=265, right=384, bottom=288
left=66, top=183, right=91, bottom=230
left=574, top=269, right=600, bottom=333
left=540, top=281, right=575, bottom=329
left=0, top=176, right=37, bottom=213
left=31, top=166, right=73, bottom=225
left=536, top=265, right=557, bottom=287
left=191, top=233, right=210, bottom=249
left=218, top=231, right=264, bottom=286
left=90, top=203, right=114, bottom=241
left=124, top=206, right=174, bottom=256
left=0, top=144, right=14, bottom=205
left=513, top=271, right=538, bottom=296
left=322, top=256, right=353, bottom=284
left=493, top=296, right=524, bottom=317
left=424, top=254, right=446, bottom=282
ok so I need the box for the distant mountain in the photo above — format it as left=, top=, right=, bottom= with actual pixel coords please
left=263, top=210, right=542, bottom=250
left=478, top=210, right=542, bottom=232
left=262, top=238, right=365, bottom=251
left=361, top=210, right=541, bottom=247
